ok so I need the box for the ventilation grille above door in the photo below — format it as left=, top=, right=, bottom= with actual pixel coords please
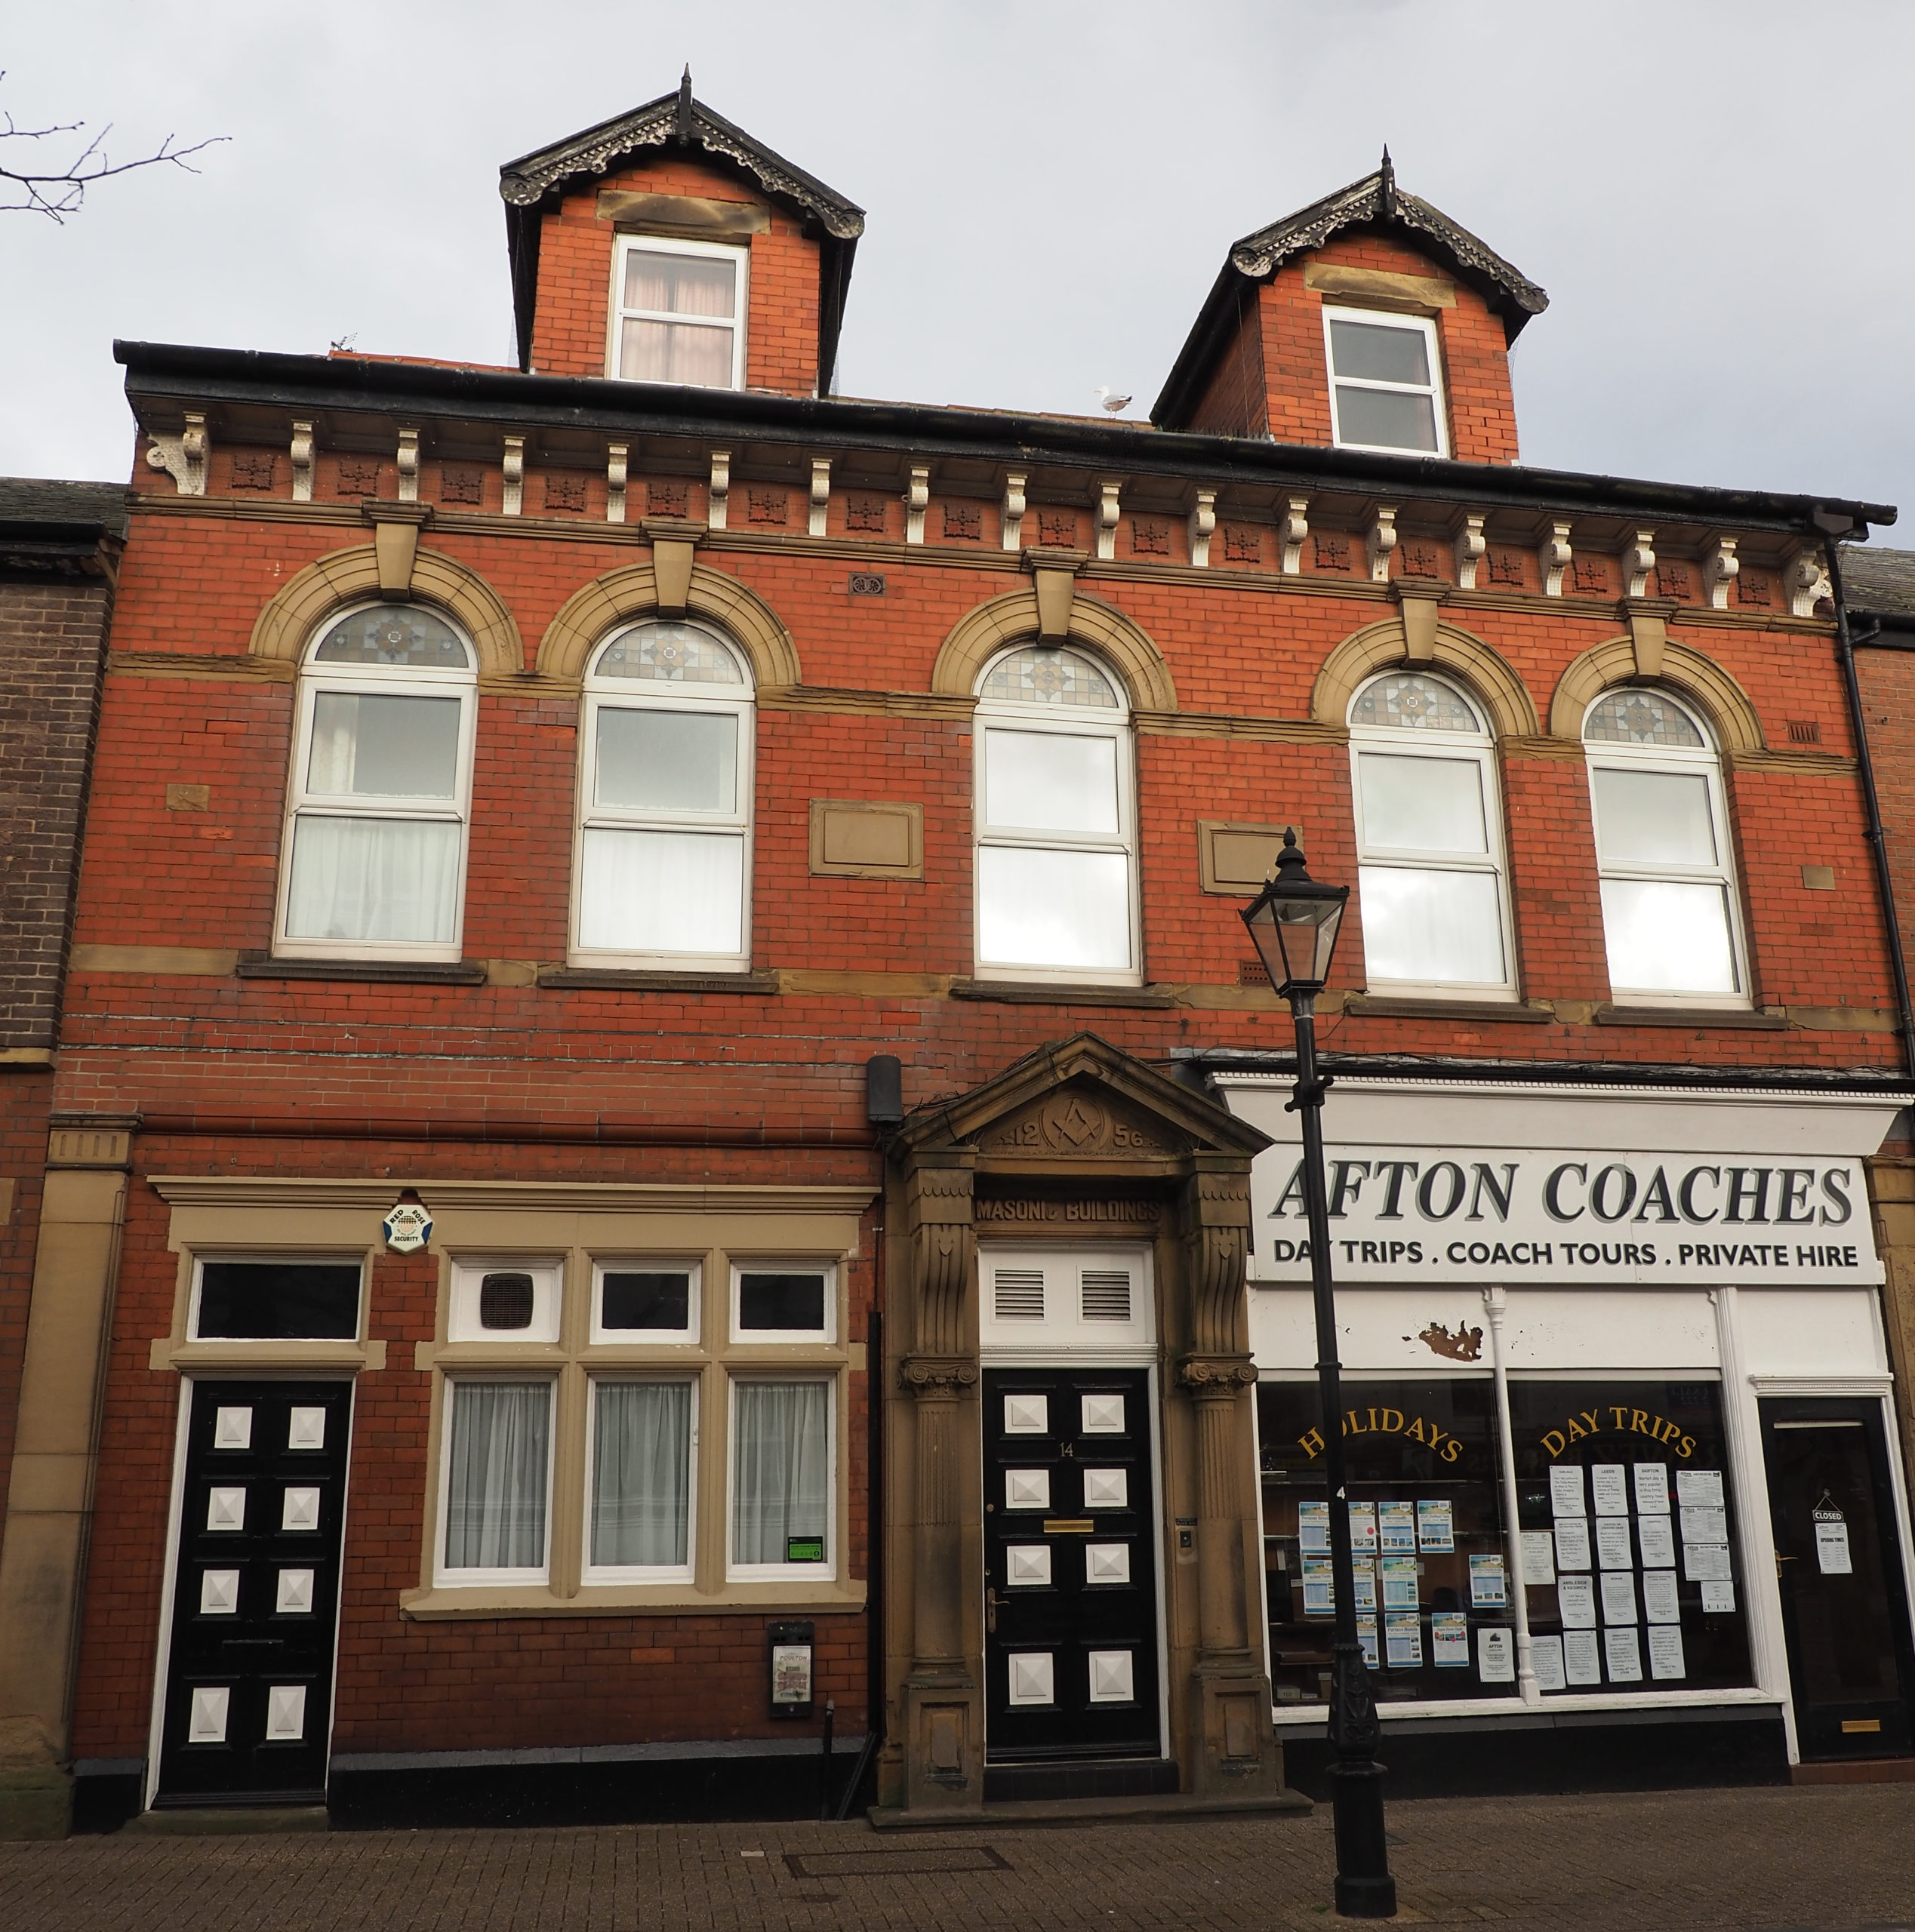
left=1080, top=1269, right=1132, bottom=1321
left=993, top=1269, right=1045, bottom=1320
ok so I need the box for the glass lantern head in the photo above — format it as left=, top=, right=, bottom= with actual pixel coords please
left=1239, top=829, right=1349, bottom=994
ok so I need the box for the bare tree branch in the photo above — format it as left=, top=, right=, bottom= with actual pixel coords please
left=0, top=74, right=226, bottom=221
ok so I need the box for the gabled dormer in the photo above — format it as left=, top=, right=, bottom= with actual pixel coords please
left=1152, top=155, right=1547, bottom=463
left=499, top=72, right=864, bottom=395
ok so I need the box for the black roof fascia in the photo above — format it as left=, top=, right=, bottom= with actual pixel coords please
left=114, top=340, right=1897, bottom=537
left=498, top=86, right=864, bottom=386
left=1173, top=1045, right=1913, bottom=1100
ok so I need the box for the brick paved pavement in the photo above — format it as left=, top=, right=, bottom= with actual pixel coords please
left=2, top=1786, right=1912, bottom=1931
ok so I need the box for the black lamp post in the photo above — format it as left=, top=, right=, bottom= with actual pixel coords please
left=1241, top=830, right=1396, bottom=1921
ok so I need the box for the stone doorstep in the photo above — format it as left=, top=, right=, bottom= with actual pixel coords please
left=124, top=1805, right=330, bottom=1836
left=869, top=1787, right=1313, bottom=1830
left=1790, top=1756, right=1915, bottom=1785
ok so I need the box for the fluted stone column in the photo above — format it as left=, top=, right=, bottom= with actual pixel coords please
left=1179, top=1166, right=1282, bottom=1794
left=899, top=1155, right=982, bottom=1812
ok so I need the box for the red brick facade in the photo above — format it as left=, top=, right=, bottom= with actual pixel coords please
left=11, top=91, right=1907, bottom=1829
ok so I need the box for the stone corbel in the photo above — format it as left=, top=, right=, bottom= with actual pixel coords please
left=1788, top=545, right=1831, bottom=618
left=362, top=501, right=433, bottom=596
left=707, top=449, right=731, bottom=531
left=605, top=444, right=629, bottom=524
left=1619, top=596, right=1678, bottom=679
left=1281, top=497, right=1310, bottom=576
left=808, top=456, right=833, bottom=537
left=501, top=435, right=525, bottom=518
left=1621, top=529, right=1655, bottom=601
left=1187, top=488, right=1217, bottom=568
left=1000, top=471, right=1027, bottom=552
left=1539, top=519, right=1572, bottom=598
left=1366, top=504, right=1398, bottom=584
left=1392, top=579, right=1446, bottom=662
left=905, top=464, right=931, bottom=545
left=1095, top=478, right=1122, bottom=561
left=289, top=421, right=315, bottom=503
left=643, top=516, right=708, bottom=614
left=1452, top=511, right=1486, bottom=590
left=1022, top=546, right=1085, bottom=641
left=396, top=428, right=420, bottom=504
left=143, top=411, right=208, bottom=496
left=1706, top=534, right=1740, bottom=610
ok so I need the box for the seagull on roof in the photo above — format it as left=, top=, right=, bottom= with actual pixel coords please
left=1095, top=386, right=1132, bottom=414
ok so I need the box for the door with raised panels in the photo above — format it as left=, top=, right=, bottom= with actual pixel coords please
left=155, top=1380, right=353, bottom=1805
left=983, top=1364, right=1160, bottom=1760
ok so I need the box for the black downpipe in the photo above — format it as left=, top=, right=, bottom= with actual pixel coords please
left=1822, top=525, right=1915, bottom=1081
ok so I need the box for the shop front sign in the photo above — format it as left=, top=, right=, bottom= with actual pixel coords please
left=1249, top=1144, right=1878, bottom=1286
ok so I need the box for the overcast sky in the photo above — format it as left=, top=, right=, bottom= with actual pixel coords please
left=4, top=2, right=1909, bottom=537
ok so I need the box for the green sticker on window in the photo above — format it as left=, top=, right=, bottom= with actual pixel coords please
left=786, top=1536, right=825, bottom=1563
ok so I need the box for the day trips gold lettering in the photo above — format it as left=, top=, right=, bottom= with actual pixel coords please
left=1537, top=1404, right=1698, bottom=1460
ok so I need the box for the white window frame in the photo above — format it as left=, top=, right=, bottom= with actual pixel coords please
left=1322, top=304, right=1449, bottom=458
left=447, top=1257, right=564, bottom=1344
left=273, top=601, right=477, bottom=964
left=971, top=645, right=1140, bottom=986
left=606, top=232, right=749, bottom=390
left=433, top=1374, right=557, bottom=1588
left=568, top=624, right=756, bottom=973
left=591, top=1257, right=704, bottom=1346
left=730, top=1260, right=837, bottom=1346
left=1583, top=691, right=1750, bottom=1008
left=581, top=1374, right=699, bottom=1585
left=725, top=1372, right=838, bottom=1583
left=186, top=1253, right=366, bottom=1343
left=1348, top=672, right=1517, bottom=1000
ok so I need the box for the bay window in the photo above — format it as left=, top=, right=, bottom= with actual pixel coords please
left=1348, top=671, right=1514, bottom=996
left=729, top=1379, right=833, bottom=1578
left=1584, top=689, right=1745, bottom=1003
left=572, top=618, right=754, bottom=971
left=973, top=644, right=1138, bottom=983
left=587, top=1379, right=696, bottom=1580
left=277, top=602, right=476, bottom=960
left=439, top=1380, right=553, bottom=1583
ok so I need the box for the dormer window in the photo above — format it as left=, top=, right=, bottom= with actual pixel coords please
left=1323, top=306, right=1447, bottom=456
left=609, top=234, right=747, bottom=388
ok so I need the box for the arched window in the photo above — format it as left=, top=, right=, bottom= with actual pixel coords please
left=972, top=643, right=1137, bottom=983
left=1583, top=688, right=1744, bottom=1002
left=572, top=617, right=754, bottom=969
left=1348, top=671, right=1513, bottom=995
left=277, top=601, right=476, bottom=959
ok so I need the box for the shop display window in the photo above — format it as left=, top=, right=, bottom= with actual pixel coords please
left=1258, top=1378, right=1516, bottom=1703
left=1507, top=1379, right=1752, bottom=1694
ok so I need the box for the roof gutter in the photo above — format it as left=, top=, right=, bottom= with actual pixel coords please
left=1821, top=513, right=1915, bottom=1083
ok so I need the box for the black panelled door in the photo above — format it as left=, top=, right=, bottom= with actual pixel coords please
left=155, top=1380, right=353, bottom=1804
left=1760, top=1396, right=1915, bottom=1760
left=983, top=1367, right=1160, bottom=1761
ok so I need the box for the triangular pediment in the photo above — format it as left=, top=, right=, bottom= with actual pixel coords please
left=894, top=1033, right=1268, bottom=1164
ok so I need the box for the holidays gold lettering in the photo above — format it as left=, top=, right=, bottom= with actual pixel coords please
left=1298, top=1427, right=1325, bottom=1459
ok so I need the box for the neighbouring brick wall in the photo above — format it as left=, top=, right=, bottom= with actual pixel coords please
left=0, top=577, right=115, bottom=1052
left=0, top=1071, right=51, bottom=1521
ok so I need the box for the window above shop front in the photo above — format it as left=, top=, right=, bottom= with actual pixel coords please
left=1583, top=688, right=1747, bottom=1004
left=608, top=234, right=747, bottom=388
left=1347, top=671, right=1514, bottom=998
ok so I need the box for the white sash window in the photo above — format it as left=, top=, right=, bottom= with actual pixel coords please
left=571, top=619, right=755, bottom=971
left=1584, top=689, right=1746, bottom=1004
left=277, top=603, right=476, bottom=961
left=1349, top=672, right=1514, bottom=998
